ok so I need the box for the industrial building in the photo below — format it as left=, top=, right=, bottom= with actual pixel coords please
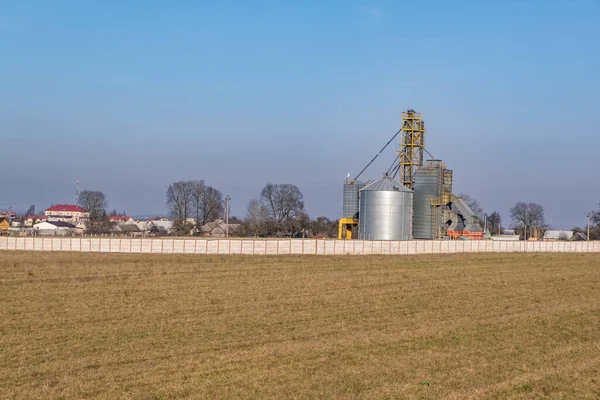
left=339, top=109, right=482, bottom=241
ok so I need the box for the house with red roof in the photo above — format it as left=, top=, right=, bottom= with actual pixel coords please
left=0, top=210, right=18, bottom=222
left=45, top=204, right=90, bottom=223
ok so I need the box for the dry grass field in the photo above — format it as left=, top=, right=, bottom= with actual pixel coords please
left=1, top=252, right=600, bottom=399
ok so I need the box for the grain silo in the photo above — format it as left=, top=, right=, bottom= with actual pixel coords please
left=343, top=181, right=365, bottom=219
left=412, top=160, right=453, bottom=239
left=358, top=175, right=413, bottom=241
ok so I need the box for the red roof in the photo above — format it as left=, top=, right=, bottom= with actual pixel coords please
left=0, top=210, right=17, bottom=216
left=46, top=204, right=85, bottom=212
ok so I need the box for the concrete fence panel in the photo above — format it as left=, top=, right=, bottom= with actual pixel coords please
left=1, top=236, right=600, bottom=256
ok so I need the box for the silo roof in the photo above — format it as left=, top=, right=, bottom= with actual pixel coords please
left=360, top=175, right=413, bottom=192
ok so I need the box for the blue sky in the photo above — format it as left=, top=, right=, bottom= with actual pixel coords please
left=1, top=0, right=599, bottom=228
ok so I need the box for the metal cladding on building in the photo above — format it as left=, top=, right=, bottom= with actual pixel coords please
left=358, top=175, right=413, bottom=241
left=340, top=109, right=484, bottom=241
left=343, top=182, right=364, bottom=219
left=413, top=160, right=453, bottom=239
left=448, top=194, right=483, bottom=236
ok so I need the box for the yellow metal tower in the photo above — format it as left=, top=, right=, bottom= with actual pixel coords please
left=398, top=109, right=426, bottom=189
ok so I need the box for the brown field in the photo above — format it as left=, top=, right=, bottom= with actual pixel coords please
left=1, top=252, right=600, bottom=399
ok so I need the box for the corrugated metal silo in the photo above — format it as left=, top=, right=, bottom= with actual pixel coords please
left=358, top=175, right=413, bottom=240
left=413, top=160, right=453, bottom=239
left=343, top=182, right=362, bottom=219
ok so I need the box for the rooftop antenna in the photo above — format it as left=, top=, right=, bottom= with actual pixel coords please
left=76, top=180, right=80, bottom=204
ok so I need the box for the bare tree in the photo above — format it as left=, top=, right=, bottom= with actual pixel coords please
left=166, top=181, right=194, bottom=220
left=24, top=205, right=35, bottom=218
left=172, top=219, right=195, bottom=236
left=24, top=205, right=36, bottom=217
left=260, top=183, right=305, bottom=223
left=591, top=209, right=600, bottom=226
left=246, top=199, right=269, bottom=224
left=244, top=198, right=270, bottom=236
left=311, top=216, right=339, bottom=238
left=510, top=202, right=546, bottom=239
left=487, top=211, right=502, bottom=235
left=588, top=206, right=600, bottom=240
left=228, top=216, right=242, bottom=224
left=285, top=212, right=311, bottom=238
left=200, top=186, right=224, bottom=225
left=167, top=180, right=223, bottom=227
left=190, top=180, right=206, bottom=226
left=78, top=190, right=110, bottom=233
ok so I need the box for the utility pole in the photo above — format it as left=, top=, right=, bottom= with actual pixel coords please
left=524, top=209, right=527, bottom=241
left=483, top=213, right=488, bottom=236
left=225, top=195, right=230, bottom=238
left=588, top=212, right=591, bottom=241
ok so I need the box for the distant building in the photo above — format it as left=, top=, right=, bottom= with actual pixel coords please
left=200, top=220, right=240, bottom=238
left=24, top=216, right=47, bottom=227
left=109, top=215, right=135, bottom=224
left=148, top=220, right=174, bottom=235
left=113, top=223, right=143, bottom=236
left=33, top=221, right=83, bottom=236
left=543, top=230, right=587, bottom=241
left=0, top=210, right=18, bottom=222
left=45, top=205, right=89, bottom=223
left=490, top=234, right=520, bottom=241
left=148, top=217, right=170, bottom=222
left=136, top=221, right=149, bottom=233
left=0, top=217, right=10, bottom=233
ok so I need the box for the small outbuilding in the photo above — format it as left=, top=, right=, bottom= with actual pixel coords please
left=0, top=217, right=10, bottom=233
left=113, top=223, right=143, bottom=236
left=33, top=221, right=83, bottom=236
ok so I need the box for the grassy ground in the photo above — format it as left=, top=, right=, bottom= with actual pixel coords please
left=1, top=252, right=599, bottom=399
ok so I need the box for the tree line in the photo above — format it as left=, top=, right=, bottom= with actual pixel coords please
left=21, top=182, right=600, bottom=240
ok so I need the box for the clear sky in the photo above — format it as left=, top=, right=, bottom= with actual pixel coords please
left=1, top=0, right=599, bottom=229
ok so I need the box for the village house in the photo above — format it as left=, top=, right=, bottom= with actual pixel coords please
left=113, top=223, right=143, bottom=237
left=32, top=221, right=84, bottom=236
left=148, top=220, right=174, bottom=235
left=0, top=217, right=10, bottom=233
left=543, top=230, right=588, bottom=241
left=109, top=215, right=136, bottom=224
left=23, top=216, right=48, bottom=227
left=45, top=205, right=90, bottom=223
left=135, top=220, right=149, bottom=234
left=0, top=210, right=18, bottom=222
left=200, top=220, right=240, bottom=238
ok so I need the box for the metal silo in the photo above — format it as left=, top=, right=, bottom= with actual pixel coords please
left=413, top=160, right=453, bottom=239
left=343, top=182, right=363, bottom=219
left=358, top=175, right=413, bottom=241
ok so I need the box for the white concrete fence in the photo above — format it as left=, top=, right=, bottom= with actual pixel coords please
left=1, top=236, right=600, bottom=255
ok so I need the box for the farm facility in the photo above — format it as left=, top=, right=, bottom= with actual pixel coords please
left=339, top=109, right=484, bottom=241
